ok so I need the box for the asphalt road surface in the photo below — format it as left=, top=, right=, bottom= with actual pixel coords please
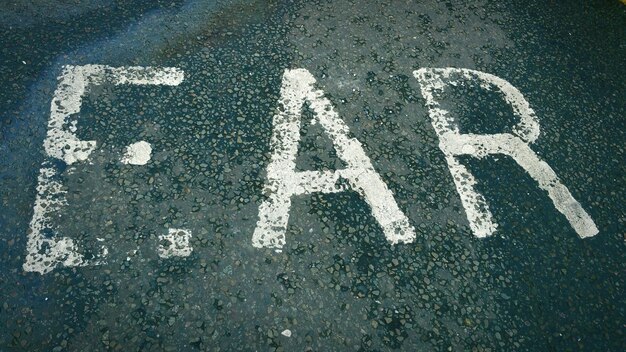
left=0, top=0, right=624, bottom=351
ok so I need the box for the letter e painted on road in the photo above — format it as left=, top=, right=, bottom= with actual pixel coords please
left=24, top=65, right=185, bottom=274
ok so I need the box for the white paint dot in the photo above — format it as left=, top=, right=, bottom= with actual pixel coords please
left=158, top=228, right=193, bottom=258
left=121, top=141, right=152, bottom=165
left=281, top=329, right=292, bottom=337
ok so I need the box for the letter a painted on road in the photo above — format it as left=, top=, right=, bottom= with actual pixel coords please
left=253, top=68, right=416, bottom=249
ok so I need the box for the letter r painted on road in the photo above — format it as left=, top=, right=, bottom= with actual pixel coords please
left=414, top=68, right=598, bottom=239
left=253, top=68, right=416, bottom=249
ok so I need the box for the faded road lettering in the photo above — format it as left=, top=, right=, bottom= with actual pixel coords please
left=25, top=65, right=600, bottom=274
left=24, top=65, right=185, bottom=274
left=414, top=68, right=598, bottom=239
left=252, top=68, right=416, bottom=249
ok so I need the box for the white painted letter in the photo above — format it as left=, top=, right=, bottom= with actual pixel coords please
left=25, top=65, right=184, bottom=274
left=253, top=68, right=416, bottom=249
left=414, top=67, right=598, bottom=238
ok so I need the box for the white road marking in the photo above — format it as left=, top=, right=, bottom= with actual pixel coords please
left=25, top=64, right=598, bottom=273
left=252, top=68, right=416, bottom=249
left=414, top=67, right=598, bottom=239
left=121, top=140, right=152, bottom=165
left=24, top=65, right=184, bottom=274
left=44, top=65, right=183, bottom=166
left=158, top=228, right=193, bottom=258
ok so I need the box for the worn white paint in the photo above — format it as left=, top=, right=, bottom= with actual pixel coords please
left=44, top=65, right=183, bottom=166
left=24, top=65, right=184, bottom=274
left=121, top=140, right=152, bottom=165
left=253, top=68, right=416, bottom=249
left=414, top=67, right=598, bottom=238
left=23, top=166, right=91, bottom=272
left=158, top=228, right=193, bottom=258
